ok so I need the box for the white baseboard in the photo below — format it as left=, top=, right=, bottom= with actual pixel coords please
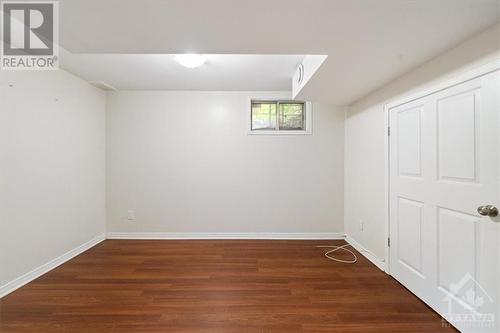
left=345, top=235, right=386, bottom=271
left=106, top=232, right=345, bottom=240
left=0, top=233, right=106, bottom=298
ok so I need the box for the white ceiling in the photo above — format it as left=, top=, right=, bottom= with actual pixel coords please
left=61, top=53, right=305, bottom=91
left=58, top=0, right=500, bottom=104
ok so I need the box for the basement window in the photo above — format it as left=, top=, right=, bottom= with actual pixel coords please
left=250, top=100, right=312, bottom=135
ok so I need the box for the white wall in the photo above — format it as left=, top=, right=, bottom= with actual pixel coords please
left=106, top=91, right=345, bottom=235
left=0, top=70, right=106, bottom=287
left=345, top=23, right=500, bottom=260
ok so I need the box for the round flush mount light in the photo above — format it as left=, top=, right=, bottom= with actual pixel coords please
left=174, top=54, right=207, bottom=68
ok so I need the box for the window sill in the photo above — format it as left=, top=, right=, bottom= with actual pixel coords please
left=247, top=129, right=312, bottom=136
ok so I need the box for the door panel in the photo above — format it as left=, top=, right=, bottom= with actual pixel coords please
left=397, top=105, right=423, bottom=177
left=437, top=89, right=479, bottom=182
left=437, top=207, right=478, bottom=300
left=390, top=71, right=499, bottom=333
left=398, top=197, right=424, bottom=275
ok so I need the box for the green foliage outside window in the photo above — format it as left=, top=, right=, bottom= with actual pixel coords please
left=251, top=101, right=305, bottom=131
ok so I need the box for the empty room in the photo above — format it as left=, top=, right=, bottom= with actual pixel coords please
left=1, top=0, right=500, bottom=332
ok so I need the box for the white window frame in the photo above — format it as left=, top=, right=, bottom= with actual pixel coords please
left=247, top=98, right=312, bottom=135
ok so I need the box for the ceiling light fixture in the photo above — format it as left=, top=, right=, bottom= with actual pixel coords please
left=174, top=54, right=207, bottom=68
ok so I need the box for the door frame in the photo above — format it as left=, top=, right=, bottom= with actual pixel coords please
left=383, top=58, right=500, bottom=274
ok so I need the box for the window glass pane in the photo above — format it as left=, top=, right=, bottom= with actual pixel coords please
left=279, top=103, right=305, bottom=130
left=251, top=102, right=277, bottom=130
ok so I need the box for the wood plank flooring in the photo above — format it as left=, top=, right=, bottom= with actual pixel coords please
left=0, top=240, right=457, bottom=332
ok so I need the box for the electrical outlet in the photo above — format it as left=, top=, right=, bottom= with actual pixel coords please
left=127, top=210, right=136, bottom=221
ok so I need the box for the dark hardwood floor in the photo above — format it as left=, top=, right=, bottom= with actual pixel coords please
left=0, top=240, right=456, bottom=332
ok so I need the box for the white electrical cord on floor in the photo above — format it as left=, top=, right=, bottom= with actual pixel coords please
left=316, top=243, right=357, bottom=264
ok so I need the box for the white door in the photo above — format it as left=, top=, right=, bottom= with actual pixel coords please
left=389, top=71, right=500, bottom=333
